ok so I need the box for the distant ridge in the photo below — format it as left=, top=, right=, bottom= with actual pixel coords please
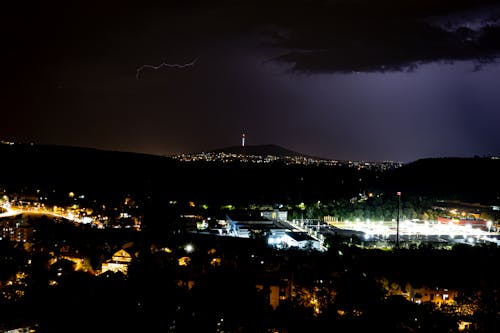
left=1, top=142, right=499, bottom=204
left=380, top=156, right=500, bottom=204
left=209, top=144, right=329, bottom=160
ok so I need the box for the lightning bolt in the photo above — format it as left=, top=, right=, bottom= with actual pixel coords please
left=136, top=57, right=198, bottom=80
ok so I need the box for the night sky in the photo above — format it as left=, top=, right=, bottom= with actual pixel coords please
left=3, top=0, right=500, bottom=163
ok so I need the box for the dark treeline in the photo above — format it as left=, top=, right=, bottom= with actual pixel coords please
left=2, top=144, right=499, bottom=206
left=2, top=144, right=500, bottom=235
left=380, top=157, right=500, bottom=205
left=0, top=144, right=375, bottom=205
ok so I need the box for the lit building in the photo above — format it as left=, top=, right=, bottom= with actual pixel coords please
left=406, top=284, right=459, bottom=305
left=0, top=219, right=34, bottom=243
left=256, top=274, right=293, bottom=310
left=281, top=232, right=322, bottom=251
left=100, top=249, right=133, bottom=275
left=226, top=214, right=282, bottom=238
left=261, top=209, right=288, bottom=221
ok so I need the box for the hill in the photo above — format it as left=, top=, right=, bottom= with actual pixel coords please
left=379, top=157, right=500, bottom=205
left=209, top=144, right=329, bottom=160
left=1, top=143, right=499, bottom=207
left=0, top=143, right=370, bottom=204
left=0, top=143, right=169, bottom=198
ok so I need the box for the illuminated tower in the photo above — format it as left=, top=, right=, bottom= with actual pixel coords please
left=241, top=133, right=245, bottom=147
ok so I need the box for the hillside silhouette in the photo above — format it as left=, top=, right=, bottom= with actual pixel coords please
left=0, top=144, right=499, bottom=206
left=380, top=157, right=500, bottom=205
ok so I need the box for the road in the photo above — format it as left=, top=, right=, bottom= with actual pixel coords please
left=0, top=204, right=82, bottom=222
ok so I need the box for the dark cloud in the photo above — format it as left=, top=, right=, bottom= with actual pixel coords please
left=264, top=0, right=500, bottom=73
left=5, top=1, right=500, bottom=77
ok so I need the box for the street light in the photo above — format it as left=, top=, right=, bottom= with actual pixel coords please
left=396, top=191, right=401, bottom=249
left=184, top=244, right=194, bottom=253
